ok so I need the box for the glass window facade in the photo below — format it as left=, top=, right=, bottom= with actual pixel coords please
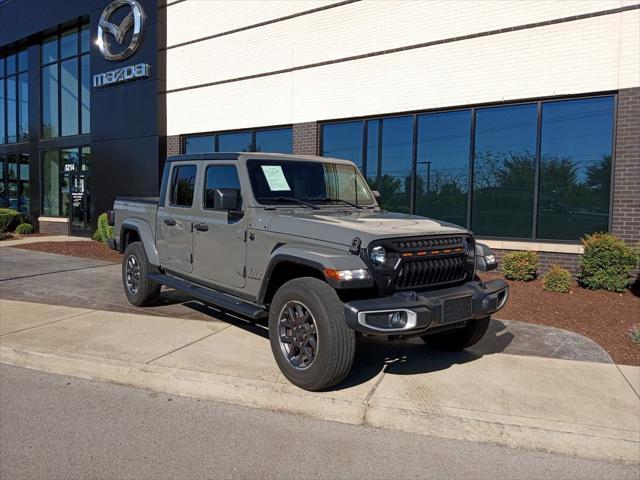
left=0, top=49, right=29, bottom=144
left=321, top=95, right=615, bottom=241
left=0, top=153, right=29, bottom=214
left=41, top=24, right=90, bottom=139
left=42, top=147, right=90, bottom=218
left=183, top=127, right=292, bottom=155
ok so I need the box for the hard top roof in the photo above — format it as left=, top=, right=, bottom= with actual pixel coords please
left=166, top=152, right=353, bottom=164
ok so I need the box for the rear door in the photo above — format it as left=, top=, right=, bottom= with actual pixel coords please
left=192, top=163, right=247, bottom=288
left=156, top=163, right=197, bottom=274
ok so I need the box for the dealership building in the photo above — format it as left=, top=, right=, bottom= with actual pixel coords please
left=0, top=0, right=638, bottom=271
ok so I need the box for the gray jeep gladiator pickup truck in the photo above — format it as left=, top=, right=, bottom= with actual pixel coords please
left=109, top=152, right=508, bottom=390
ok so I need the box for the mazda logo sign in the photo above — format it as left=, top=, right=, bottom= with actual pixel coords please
left=97, top=0, right=145, bottom=61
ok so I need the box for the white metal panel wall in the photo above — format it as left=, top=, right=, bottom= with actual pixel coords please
left=166, top=0, right=640, bottom=135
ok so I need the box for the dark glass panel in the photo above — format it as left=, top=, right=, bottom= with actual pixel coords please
left=255, top=128, right=292, bottom=154
left=322, top=121, right=363, bottom=168
left=0, top=155, right=4, bottom=198
left=6, top=54, right=16, bottom=75
left=6, top=76, right=16, bottom=143
left=170, top=165, right=197, bottom=206
left=416, top=110, right=471, bottom=227
left=371, top=116, right=412, bottom=213
left=61, top=149, right=80, bottom=217
left=0, top=56, right=4, bottom=76
left=218, top=132, right=252, bottom=152
left=184, top=135, right=214, bottom=154
left=18, top=49, right=28, bottom=72
left=204, top=166, right=241, bottom=209
left=472, top=104, right=537, bottom=237
left=80, top=24, right=91, bottom=53
left=42, top=36, right=58, bottom=64
left=43, top=150, right=61, bottom=216
left=7, top=154, right=17, bottom=210
left=42, top=64, right=59, bottom=138
left=18, top=72, right=28, bottom=142
left=81, top=54, right=90, bottom=134
left=18, top=153, right=29, bottom=215
left=0, top=78, right=5, bottom=144
left=61, top=58, right=79, bottom=136
left=81, top=146, right=91, bottom=171
left=537, top=97, right=614, bottom=240
left=365, top=120, right=380, bottom=177
left=60, top=28, right=78, bottom=59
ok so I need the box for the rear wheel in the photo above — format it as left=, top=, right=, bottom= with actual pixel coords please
left=269, top=277, right=355, bottom=391
left=421, top=316, right=490, bottom=350
left=122, top=241, right=161, bottom=307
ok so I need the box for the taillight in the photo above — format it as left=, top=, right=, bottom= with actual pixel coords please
left=107, top=210, right=115, bottom=226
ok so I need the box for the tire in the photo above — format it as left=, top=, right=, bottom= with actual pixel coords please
left=122, top=241, right=161, bottom=307
left=421, top=316, right=490, bottom=350
left=268, top=277, right=356, bottom=391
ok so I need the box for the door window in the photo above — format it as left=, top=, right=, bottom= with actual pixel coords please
left=169, top=165, right=197, bottom=207
left=203, top=165, right=240, bottom=209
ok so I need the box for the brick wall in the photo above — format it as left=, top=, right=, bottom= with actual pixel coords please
left=612, top=87, right=640, bottom=246
left=38, top=219, right=70, bottom=236
left=167, top=135, right=181, bottom=156
left=293, top=122, right=318, bottom=155
left=492, top=249, right=581, bottom=276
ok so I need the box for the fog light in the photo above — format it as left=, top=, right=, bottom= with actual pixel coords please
left=389, top=311, right=408, bottom=329
left=485, top=254, right=496, bottom=264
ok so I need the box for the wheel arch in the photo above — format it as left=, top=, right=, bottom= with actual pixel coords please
left=120, top=219, right=160, bottom=266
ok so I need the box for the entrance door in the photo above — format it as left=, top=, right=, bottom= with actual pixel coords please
left=70, top=172, right=90, bottom=231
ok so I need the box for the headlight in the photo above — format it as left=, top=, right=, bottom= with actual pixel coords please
left=324, top=268, right=370, bottom=281
left=370, top=246, right=386, bottom=266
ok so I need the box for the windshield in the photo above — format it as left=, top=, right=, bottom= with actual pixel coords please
left=247, top=159, right=376, bottom=207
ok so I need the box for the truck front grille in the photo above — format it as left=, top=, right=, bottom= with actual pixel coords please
left=395, top=255, right=468, bottom=290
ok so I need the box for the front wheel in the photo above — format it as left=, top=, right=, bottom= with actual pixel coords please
left=122, top=241, right=161, bottom=307
left=268, top=277, right=355, bottom=391
left=421, top=316, right=490, bottom=350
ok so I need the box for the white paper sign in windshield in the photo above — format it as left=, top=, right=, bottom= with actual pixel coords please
left=261, top=165, right=291, bottom=191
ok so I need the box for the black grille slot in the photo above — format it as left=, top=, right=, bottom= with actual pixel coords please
left=395, top=255, right=468, bottom=290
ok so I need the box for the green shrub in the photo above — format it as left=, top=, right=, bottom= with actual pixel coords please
left=502, top=251, right=538, bottom=281
left=93, top=213, right=114, bottom=242
left=578, top=233, right=638, bottom=292
left=15, top=223, right=34, bottom=235
left=542, top=265, right=572, bottom=293
left=0, top=208, right=22, bottom=233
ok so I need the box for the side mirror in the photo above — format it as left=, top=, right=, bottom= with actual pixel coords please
left=213, top=188, right=241, bottom=211
left=371, top=190, right=381, bottom=201
left=475, top=242, right=498, bottom=272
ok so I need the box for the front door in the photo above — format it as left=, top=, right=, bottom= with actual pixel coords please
left=70, top=172, right=90, bottom=231
left=192, top=164, right=247, bottom=288
left=156, top=163, right=197, bottom=274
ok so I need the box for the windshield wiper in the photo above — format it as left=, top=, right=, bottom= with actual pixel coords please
left=309, top=197, right=365, bottom=209
left=257, top=196, right=319, bottom=209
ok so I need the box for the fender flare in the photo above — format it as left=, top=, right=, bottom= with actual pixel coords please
left=257, top=245, right=372, bottom=304
left=120, top=219, right=160, bottom=266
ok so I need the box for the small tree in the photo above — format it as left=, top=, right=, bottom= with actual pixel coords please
left=501, top=251, right=538, bottom=281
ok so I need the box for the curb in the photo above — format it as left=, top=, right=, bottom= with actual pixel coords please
left=2, top=344, right=638, bottom=464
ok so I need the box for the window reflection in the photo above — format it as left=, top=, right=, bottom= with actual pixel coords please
left=218, top=132, right=252, bottom=152
left=472, top=104, right=537, bottom=237
left=321, top=121, right=363, bottom=168
left=537, top=97, right=613, bottom=240
left=255, top=128, right=292, bottom=154
left=185, top=135, right=214, bottom=154
left=369, top=116, right=413, bottom=213
left=416, top=110, right=471, bottom=227
left=61, top=59, right=79, bottom=136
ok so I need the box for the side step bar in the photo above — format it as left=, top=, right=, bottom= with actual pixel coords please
left=147, top=273, right=267, bottom=320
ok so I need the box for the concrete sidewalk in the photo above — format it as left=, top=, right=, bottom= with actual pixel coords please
left=1, top=298, right=638, bottom=463
left=0, top=235, right=91, bottom=248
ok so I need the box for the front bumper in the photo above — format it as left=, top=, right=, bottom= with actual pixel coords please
left=343, top=279, right=508, bottom=335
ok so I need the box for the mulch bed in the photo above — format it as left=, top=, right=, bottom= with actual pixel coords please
left=12, top=240, right=123, bottom=263
left=481, top=272, right=640, bottom=366
left=9, top=240, right=640, bottom=365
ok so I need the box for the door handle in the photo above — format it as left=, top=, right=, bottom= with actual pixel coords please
left=194, top=223, right=209, bottom=232
left=164, top=218, right=176, bottom=226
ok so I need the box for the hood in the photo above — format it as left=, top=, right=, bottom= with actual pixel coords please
left=266, top=209, right=469, bottom=246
